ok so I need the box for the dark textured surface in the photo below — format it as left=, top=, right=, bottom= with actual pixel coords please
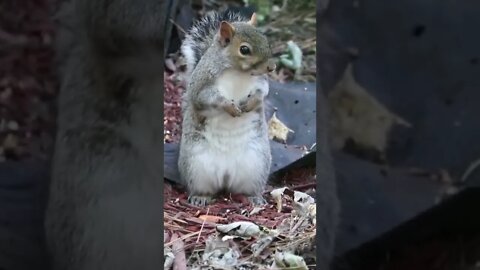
left=320, top=0, right=480, bottom=268
left=321, top=0, right=480, bottom=179
left=333, top=152, right=443, bottom=255
left=334, top=186, right=480, bottom=270
left=0, top=161, right=50, bottom=270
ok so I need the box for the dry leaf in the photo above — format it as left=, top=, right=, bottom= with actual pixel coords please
left=268, top=112, right=294, bottom=143
left=272, top=251, right=308, bottom=270
left=164, top=248, right=175, bottom=270
left=328, top=63, right=411, bottom=153
left=216, top=221, right=261, bottom=238
left=202, top=235, right=241, bottom=267
left=251, top=235, right=275, bottom=257
left=293, top=191, right=316, bottom=218
left=270, top=187, right=288, bottom=212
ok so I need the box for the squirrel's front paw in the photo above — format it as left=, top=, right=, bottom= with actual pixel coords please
left=222, top=100, right=242, bottom=117
left=239, top=89, right=263, bottom=113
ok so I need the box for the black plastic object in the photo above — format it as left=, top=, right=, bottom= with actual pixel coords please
left=0, top=161, right=50, bottom=270
left=321, top=0, right=480, bottom=179
left=334, top=186, right=480, bottom=270
left=320, top=0, right=480, bottom=267
left=164, top=0, right=196, bottom=56
left=332, top=152, right=445, bottom=255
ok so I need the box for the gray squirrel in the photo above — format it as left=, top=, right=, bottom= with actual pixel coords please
left=179, top=9, right=340, bottom=270
left=178, top=11, right=276, bottom=206
left=45, top=0, right=164, bottom=269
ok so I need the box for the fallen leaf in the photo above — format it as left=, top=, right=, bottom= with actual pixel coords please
left=293, top=191, right=316, bottom=217
left=164, top=248, right=175, bottom=270
left=272, top=251, right=308, bottom=270
left=216, top=221, right=261, bottom=238
left=202, top=235, right=240, bottom=267
left=270, top=187, right=288, bottom=212
left=328, top=63, right=411, bottom=153
left=251, top=235, right=275, bottom=257
left=268, top=112, right=294, bottom=143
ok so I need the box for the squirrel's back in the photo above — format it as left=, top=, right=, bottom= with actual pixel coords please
left=181, top=11, right=250, bottom=76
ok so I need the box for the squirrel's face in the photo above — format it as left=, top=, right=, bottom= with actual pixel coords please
left=233, top=40, right=276, bottom=75
left=217, top=20, right=276, bottom=76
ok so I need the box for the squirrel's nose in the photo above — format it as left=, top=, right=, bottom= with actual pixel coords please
left=267, top=64, right=276, bottom=72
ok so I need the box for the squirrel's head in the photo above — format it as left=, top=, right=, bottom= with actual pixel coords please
left=215, top=13, right=276, bottom=75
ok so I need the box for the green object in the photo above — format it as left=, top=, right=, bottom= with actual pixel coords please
left=280, top=40, right=303, bottom=71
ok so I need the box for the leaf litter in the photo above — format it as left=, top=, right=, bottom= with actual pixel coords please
left=163, top=166, right=317, bottom=269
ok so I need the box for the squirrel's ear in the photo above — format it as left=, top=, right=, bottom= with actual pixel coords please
left=248, top=13, right=257, bottom=26
left=219, top=21, right=235, bottom=46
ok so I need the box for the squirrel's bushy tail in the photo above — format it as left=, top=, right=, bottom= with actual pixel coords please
left=181, top=10, right=249, bottom=77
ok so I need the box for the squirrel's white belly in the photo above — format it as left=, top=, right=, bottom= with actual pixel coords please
left=189, top=112, right=265, bottom=195
left=215, top=69, right=267, bottom=102
left=186, top=69, right=269, bottom=195
left=204, top=112, right=258, bottom=150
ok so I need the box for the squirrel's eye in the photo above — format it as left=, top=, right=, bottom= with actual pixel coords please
left=240, top=45, right=251, bottom=55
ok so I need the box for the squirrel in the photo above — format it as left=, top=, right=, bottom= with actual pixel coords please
left=179, top=9, right=340, bottom=270
left=44, top=0, right=164, bottom=269
left=178, top=11, right=276, bottom=206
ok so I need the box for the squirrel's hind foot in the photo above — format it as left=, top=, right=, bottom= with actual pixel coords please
left=188, top=195, right=214, bottom=206
left=248, top=196, right=267, bottom=206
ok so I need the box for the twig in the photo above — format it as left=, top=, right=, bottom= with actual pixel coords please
left=196, top=208, right=209, bottom=243
left=290, top=182, right=316, bottom=191
left=164, top=231, right=199, bottom=248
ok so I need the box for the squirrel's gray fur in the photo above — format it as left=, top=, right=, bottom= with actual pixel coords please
left=178, top=10, right=275, bottom=206
left=45, top=0, right=164, bottom=269
left=179, top=8, right=340, bottom=270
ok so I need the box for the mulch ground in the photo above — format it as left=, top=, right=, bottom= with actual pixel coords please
left=0, top=0, right=57, bottom=162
